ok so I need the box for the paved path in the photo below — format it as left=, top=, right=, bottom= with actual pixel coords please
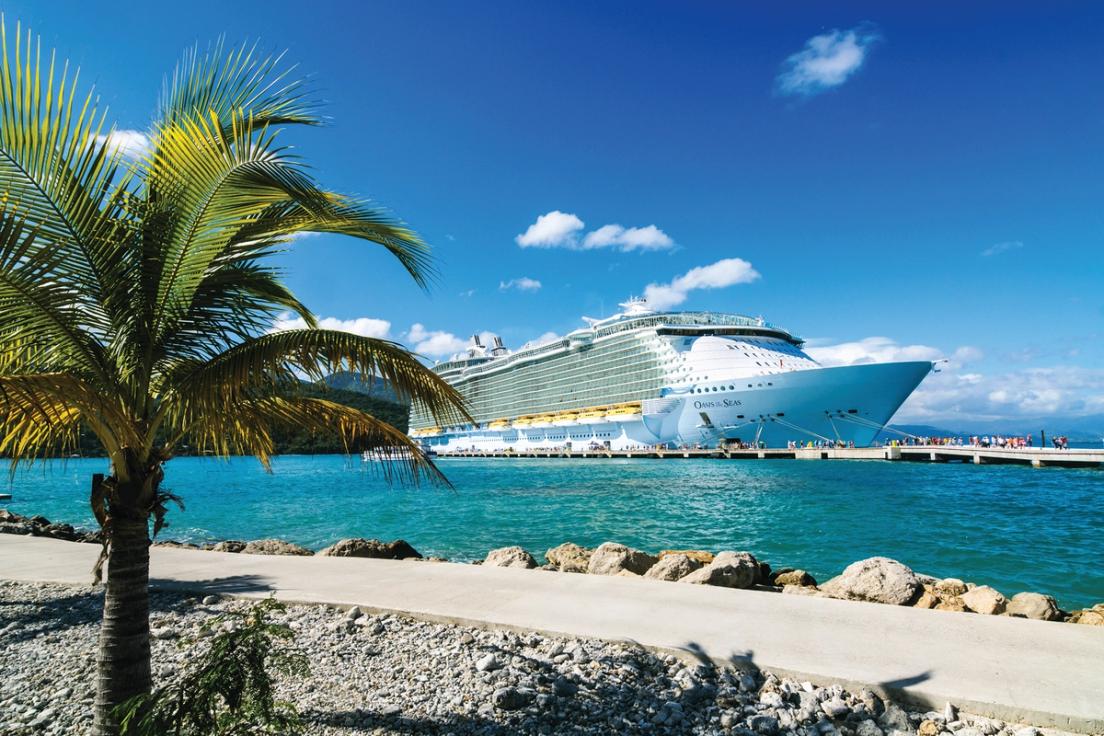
left=4, top=535, right=1102, bottom=732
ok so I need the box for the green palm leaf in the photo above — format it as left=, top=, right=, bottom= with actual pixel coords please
left=0, top=22, right=467, bottom=730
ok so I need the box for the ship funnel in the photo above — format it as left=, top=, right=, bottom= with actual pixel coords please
left=492, top=336, right=504, bottom=349
left=471, top=334, right=484, bottom=347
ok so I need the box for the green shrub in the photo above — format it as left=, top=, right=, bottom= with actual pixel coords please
left=116, top=598, right=309, bottom=735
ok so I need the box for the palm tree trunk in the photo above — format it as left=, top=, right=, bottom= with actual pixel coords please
left=93, top=514, right=152, bottom=736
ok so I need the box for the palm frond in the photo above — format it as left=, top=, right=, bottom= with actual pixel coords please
left=230, top=196, right=435, bottom=288
left=159, top=39, right=319, bottom=132
left=186, top=395, right=446, bottom=485
left=160, top=329, right=468, bottom=430
left=0, top=20, right=131, bottom=297
left=0, top=373, right=138, bottom=464
left=0, top=207, right=112, bottom=381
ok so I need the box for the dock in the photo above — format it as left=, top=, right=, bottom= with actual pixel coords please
left=438, top=445, right=1104, bottom=468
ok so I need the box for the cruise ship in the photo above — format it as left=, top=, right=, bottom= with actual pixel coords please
left=409, top=298, right=933, bottom=452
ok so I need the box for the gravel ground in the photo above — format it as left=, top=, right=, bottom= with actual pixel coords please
left=0, top=580, right=1068, bottom=736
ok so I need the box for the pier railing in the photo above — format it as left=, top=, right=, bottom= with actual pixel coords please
left=435, top=445, right=1103, bottom=468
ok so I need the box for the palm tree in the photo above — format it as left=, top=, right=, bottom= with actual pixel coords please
left=0, top=23, right=468, bottom=736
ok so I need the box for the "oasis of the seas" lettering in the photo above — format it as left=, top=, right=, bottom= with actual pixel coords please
left=693, top=399, right=743, bottom=410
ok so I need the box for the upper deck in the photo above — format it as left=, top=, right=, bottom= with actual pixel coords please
left=431, top=309, right=800, bottom=382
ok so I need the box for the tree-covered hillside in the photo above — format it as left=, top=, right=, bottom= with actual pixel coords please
left=36, top=385, right=410, bottom=458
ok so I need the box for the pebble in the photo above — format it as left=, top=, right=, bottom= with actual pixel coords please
left=475, top=652, right=501, bottom=672
left=0, top=580, right=1071, bottom=736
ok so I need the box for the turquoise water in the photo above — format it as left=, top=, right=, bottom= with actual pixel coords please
left=4, top=456, right=1103, bottom=610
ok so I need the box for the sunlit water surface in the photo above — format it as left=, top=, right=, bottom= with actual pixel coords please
left=5, top=456, right=1102, bottom=609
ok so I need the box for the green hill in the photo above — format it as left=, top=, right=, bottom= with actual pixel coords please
left=49, top=383, right=410, bottom=458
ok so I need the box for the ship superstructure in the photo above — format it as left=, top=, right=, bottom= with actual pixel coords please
left=409, top=299, right=932, bottom=452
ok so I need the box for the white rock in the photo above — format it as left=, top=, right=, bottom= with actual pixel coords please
left=1005, top=592, right=1060, bottom=621
left=820, top=557, right=922, bottom=605
left=475, top=653, right=501, bottom=672
left=960, top=586, right=1008, bottom=615
left=679, top=551, right=759, bottom=589
left=586, top=542, right=658, bottom=576
left=483, top=546, right=538, bottom=569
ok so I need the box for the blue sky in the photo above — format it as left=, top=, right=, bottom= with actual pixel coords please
left=11, top=1, right=1104, bottom=424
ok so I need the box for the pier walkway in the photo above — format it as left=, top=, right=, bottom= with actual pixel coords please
left=438, top=445, right=1104, bottom=468
left=3, top=535, right=1102, bottom=732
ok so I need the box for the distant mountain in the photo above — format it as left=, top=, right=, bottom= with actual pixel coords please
left=323, top=371, right=407, bottom=405
left=891, top=414, right=1104, bottom=442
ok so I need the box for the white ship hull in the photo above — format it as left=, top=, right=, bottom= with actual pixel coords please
left=410, top=301, right=934, bottom=453
left=423, top=361, right=932, bottom=453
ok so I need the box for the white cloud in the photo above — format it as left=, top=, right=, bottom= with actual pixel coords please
left=777, top=25, right=880, bottom=97
left=808, top=337, right=945, bottom=367
left=515, top=210, right=585, bottom=248
left=516, top=211, right=675, bottom=252
left=500, top=277, right=542, bottom=292
left=643, top=258, right=760, bottom=310
left=405, top=323, right=469, bottom=357
left=459, top=289, right=476, bottom=298
left=95, top=129, right=152, bottom=159
left=981, top=240, right=1023, bottom=257
left=806, top=335, right=1104, bottom=423
left=897, top=366, right=1104, bottom=423
left=952, top=346, right=985, bottom=363
left=269, top=313, right=391, bottom=339
left=582, top=224, right=674, bottom=251
left=806, top=337, right=984, bottom=369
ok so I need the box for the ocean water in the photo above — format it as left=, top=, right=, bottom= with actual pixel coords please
left=4, top=456, right=1103, bottom=610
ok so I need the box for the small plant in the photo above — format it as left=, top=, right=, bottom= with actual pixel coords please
left=116, top=598, right=309, bottom=735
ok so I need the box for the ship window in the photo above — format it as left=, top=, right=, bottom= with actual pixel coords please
left=737, top=414, right=745, bottom=419
left=848, top=409, right=858, bottom=414
left=729, top=385, right=734, bottom=390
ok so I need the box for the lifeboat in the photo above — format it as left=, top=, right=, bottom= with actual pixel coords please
left=575, top=409, right=608, bottom=424
left=512, top=416, right=534, bottom=428
left=529, top=414, right=556, bottom=428
left=551, top=411, right=580, bottom=426
left=605, top=402, right=642, bottom=420
left=487, top=419, right=510, bottom=430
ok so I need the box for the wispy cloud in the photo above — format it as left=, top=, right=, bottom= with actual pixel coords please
left=516, top=210, right=675, bottom=252
left=776, top=25, right=881, bottom=97
left=981, top=240, right=1024, bottom=257
left=270, top=313, right=391, bottom=339
left=499, top=276, right=542, bottom=292
left=803, top=336, right=1104, bottom=423
left=459, top=289, right=476, bottom=298
left=95, top=129, right=152, bottom=159
left=582, top=224, right=673, bottom=251
left=643, top=258, right=760, bottom=310
left=899, top=365, right=1104, bottom=423
left=805, top=336, right=978, bottom=367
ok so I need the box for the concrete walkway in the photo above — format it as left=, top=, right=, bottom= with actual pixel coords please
left=3, top=534, right=1102, bottom=733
